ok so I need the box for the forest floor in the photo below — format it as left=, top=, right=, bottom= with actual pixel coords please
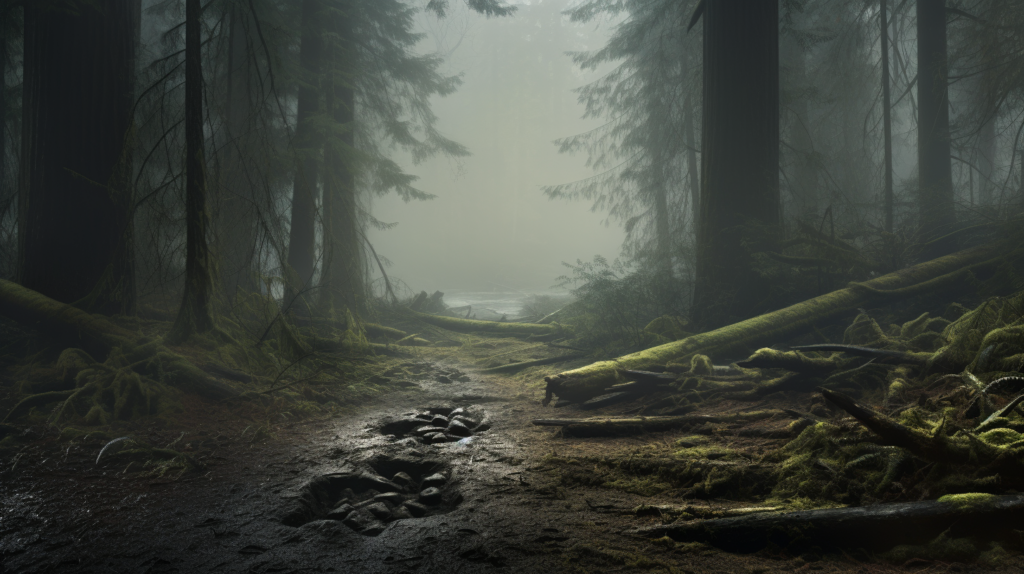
left=2, top=330, right=1024, bottom=573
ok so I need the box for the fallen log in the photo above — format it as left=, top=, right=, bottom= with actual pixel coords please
left=631, top=493, right=1024, bottom=552
left=0, top=279, right=238, bottom=402
left=408, top=310, right=564, bottom=337
left=478, top=354, right=584, bottom=374
left=532, top=410, right=787, bottom=437
left=543, top=244, right=999, bottom=405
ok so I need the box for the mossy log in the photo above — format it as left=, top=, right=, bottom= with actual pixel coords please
left=532, top=410, right=787, bottom=437
left=632, top=493, right=1024, bottom=552
left=408, top=310, right=564, bottom=337
left=543, top=244, right=998, bottom=405
left=0, top=279, right=237, bottom=403
left=479, top=354, right=584, bottom=374
left=0, top=279, right=134, bottom=357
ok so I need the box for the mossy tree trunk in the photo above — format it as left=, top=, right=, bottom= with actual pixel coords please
left=917, top=0, right=956, bottom=257
left=691, top=0, right=780, bottom=330
left=319, top=0, right=363, bottom=316
left=18, top=0, right=140, bottom=316
left=285, top=0, right=324, bottom=310
left=169, top=0, right=215, bottom=343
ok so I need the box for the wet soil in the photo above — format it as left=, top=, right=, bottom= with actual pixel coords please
left=1, top=360, right=1015, bottom=573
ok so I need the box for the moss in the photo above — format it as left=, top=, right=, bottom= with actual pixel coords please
left=900, top=312, right=932, bottom=339
left=979, top=428, right=1024, bottom=446
left=644, top=315, right=692, bottom=342
left=690, top=354, right=714, bottom=375
left=883, top=531, right=981, bottom=564
left=843, top=313, right=887, bottom=346
left=937, top=492, right=999, bottom=509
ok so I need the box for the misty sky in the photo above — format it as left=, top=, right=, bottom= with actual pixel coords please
left=367, top=0, right=624, bottom=295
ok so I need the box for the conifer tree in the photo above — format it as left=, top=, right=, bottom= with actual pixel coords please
left=18, top=0, right=140, bottom=316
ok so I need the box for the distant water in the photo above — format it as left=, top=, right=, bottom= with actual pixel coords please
left=442, top=290, right=566, bottom=319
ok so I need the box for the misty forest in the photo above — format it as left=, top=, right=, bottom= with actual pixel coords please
left=6, top=0, right=1024, bottom=571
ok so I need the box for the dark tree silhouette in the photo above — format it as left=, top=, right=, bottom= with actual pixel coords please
left=169, top=0, right=215, bottom=342
left=917, top=0, right=955, bottom=257
left=284, top=0, right=324, bottom=309
left=18, top=0, right=140, bottom=315
left=691, top=0, right=780, bottom=330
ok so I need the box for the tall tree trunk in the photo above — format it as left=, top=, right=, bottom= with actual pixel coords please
left=881, top=0, right=893, bottom=232
left=319, top=1, right=362, bottom=315
left=217, top=4, right=259, bottom=299
left=169, top=0, right=215, bottom=342
left=916, top=0, right=955, bottom=257
left=781, top=32, right=817, bottom=221
left=691, top=0, right=780, bottom=331
left=18, top=0, right=139, bottom=315
left=976, top=104, right=995, bottom=207
left=285, top=0, right=323, bottom=309
left=684, top=92, right=700, bottom=238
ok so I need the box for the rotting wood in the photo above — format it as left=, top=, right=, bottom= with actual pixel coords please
left=543, top=244, right=999, bottom=405
left=631, top=494, right=1024, bottom=552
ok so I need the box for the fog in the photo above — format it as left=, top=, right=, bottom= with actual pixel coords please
left=367, top=0, right=623, bottom=295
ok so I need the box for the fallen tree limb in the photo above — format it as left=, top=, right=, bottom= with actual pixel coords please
left=820, top=388, right=999, bottom=465
left=532, top=410, right=787, bottom=437
left=408, top=310, right=564, bottom=337
left=543, top=244, right=998, bottom=405
left=632, top=493, right=1024, bottom=552
left=790, top=344, right=929, bottom=365
left=478, top=354, right=584, bottom=374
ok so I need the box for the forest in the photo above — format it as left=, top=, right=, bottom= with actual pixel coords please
left=3, top=0, right=1024, bottom=572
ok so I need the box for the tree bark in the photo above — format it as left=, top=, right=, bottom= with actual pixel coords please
left=319, top=1, right=362, bottom=315
left=684, top=92, right=700, bottom=237
left=881, top=0, right=894, bottom=232
left=781, top=32, right=817, bottom=221
left=691, top=0, right=780, bottom=330
left=917, top=0, right=956, bottom=257
left=18, top=0, right=140, bottom=316
left=217, top=3, right=260, bottom=299
left=169, top=0, right=215, bottom=342
left=285, top=0, right=324, bottom=306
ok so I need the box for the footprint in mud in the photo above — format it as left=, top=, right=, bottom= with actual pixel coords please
left=280, top=452, right=462, bottom=536
left=378, top=406, right=491, bottom=446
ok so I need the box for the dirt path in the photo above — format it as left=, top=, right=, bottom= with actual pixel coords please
left=0, top=358, right=966, bottom=573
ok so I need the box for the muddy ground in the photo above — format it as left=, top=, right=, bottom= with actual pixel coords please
left=2, top=356, right=1022, bottom=573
